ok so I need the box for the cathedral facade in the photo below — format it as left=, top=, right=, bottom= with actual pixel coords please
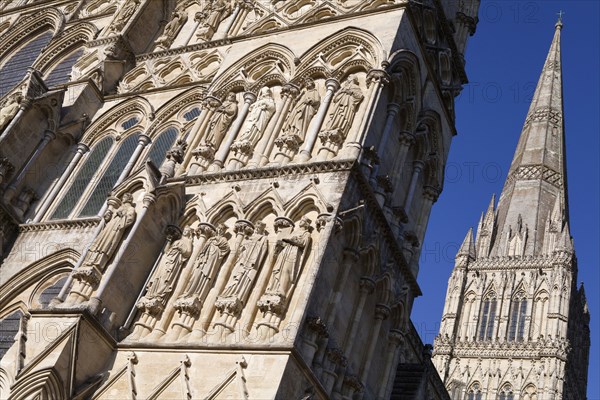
left=0, top=0, right=479, bottom=399
left=432, top=21, right=590, bottom=400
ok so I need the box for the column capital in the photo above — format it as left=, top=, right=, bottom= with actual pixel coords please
left=413, top=159, right=425, bottom=171
left=366, top=68, right=390, bottom=87
left=243, top=91, right=257, bottom=104
left=375, top=303, right=391, bottom=320
left=76, top=143, right=90, bottom=154
left=359, top=277, right=376, bottom=294
left=203, top=95, right=222, bottom=110
left=281, top=83, right=300, bottom=98
left=387, top=102, right=401, bottom=115
left=138, top=133, right=152, bottom=146
left=234, top=219, right=254, bottom=236
left=325, top=78, right=341, bottom=92
left=423, top=185, right=441, bottom=202
left=398, top=130, right=416, bottom=146
left=388, top=329, right=405, bottom=346
left=43, top=129, right=57, bottom=141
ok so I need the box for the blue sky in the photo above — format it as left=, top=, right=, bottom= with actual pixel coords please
left=412, top=1, right=600, bottom=397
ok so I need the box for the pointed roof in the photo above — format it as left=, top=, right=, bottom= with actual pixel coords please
left=457, top=228, right=476, bottom=259
left=492, top=22, right=570, bottom=256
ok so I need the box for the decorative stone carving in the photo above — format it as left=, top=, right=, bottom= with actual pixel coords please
left=193, top=93, right=239, bottom=169
left=257, top=216, right=311, bottom=317
left=169, top=223, right=230, bottom=339
left=0, top=157, right=14, bottom=185
left=64, top=193, right=137, bottom=305
left=131, top=226, right=194, bottom=339
left=214, top=221, right=268, bottom=330
left=195, top=0, right=233, bottom=41
left=159, top=138, right=187, bottom=181
left=230, top=87, right=276, bottom=165
left=275, top=79, right=320, bottom=162
left=0, top=94, right=22, bottom=132
left=106, top=0, right=140, bottom=35
left=155, top=6, right=188, bottom=50
left=317, top=75, right=364, bottom=158
left=14, top=187, right=36, bottom=218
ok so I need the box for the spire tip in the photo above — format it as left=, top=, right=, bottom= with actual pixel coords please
left=556, top=10, right=564, bottom=29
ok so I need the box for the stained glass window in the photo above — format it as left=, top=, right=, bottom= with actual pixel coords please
left=508, top=295, right=527, bottom=341
left=38, top=277, right=68, bottom=308
left=147, top=127, right=178, bottom=168
left=121, top=117, right=139, bottom=130
left=50, top=137, right=114, bottom=220
left=478, top=295, right=497, bottom=341
left=0, top=31, right=53, bottom=97
left=44, top=48, right=84, bottom=87
left=183, top=107, right=200, bottom=121
left=0, top=310, right=23, bottom=360
left=78, top=134, right=139, bottom=217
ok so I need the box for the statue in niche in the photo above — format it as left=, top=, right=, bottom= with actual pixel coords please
left=204, top=92, right=238, bottom=150
left=175, top=223, right=230, bottom=306
left=159, top=138, right=187, bottom=181
left=280, top=78, right=320, bottom=142
left=321, top=74, right=364, bottom=140
left=220, top=221, right=268, bottom=300
left=195, top=0, right=232, bottom=41
left=0, top=94, right=22, bottom=132
left=83, top=193, right=137, bottom=272
left=155, top=6, right=188, bottom=49
left=107, top=0, right=140, bottom=34
left=235, top=87, right=276, bottom=148
left=265, top=216, right=311, bottom=297
left=138, top=227, right=193, bottom=309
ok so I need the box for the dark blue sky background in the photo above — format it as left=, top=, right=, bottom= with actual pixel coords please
left=412, top=1, right=600, bottom=397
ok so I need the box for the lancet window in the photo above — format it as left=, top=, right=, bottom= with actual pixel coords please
left=478, top=292, right=497, bottom=341
left=0, top=30, right=53, bottom=97
left=498, top=383, right=514, bottom=400
left=146, top=127, right=178, bottom=168
left=44, top=47, right=85, bottom=87
left=467, top=382, right=482, bottom=400
left=508, top=292, right=527, bottom=341
left=0, top=310, right=23, bottom=360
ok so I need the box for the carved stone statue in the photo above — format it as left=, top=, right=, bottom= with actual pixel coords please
left=159, top=138, right=187, bottom=181
left=83, top=193, right=137, bottom=273
left=265, top=216, right=311, bottom=297
left=321, top=74, right=364, bottom=139
left=155, top=7, right=188, bottom=49
left=281, top=79, right=320, bottom=142
left=0, top=94, right=22, bottom=132
left=107, top=0, right=140, bottom=34
left=236, top=87, right=276, bottom=147
left=220, top=221, right=268, bottom=300
left=204, top=92, right=238, bottom=149
left=196, top=0, right=232, bottom=41
left=175, top=223, right=230, bottom=307
left=141, top=227, right=193, bottom=306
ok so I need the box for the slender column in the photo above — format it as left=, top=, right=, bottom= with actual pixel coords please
left=179, top=97, right=220, bottom=174
left=4, top=129, right=56, bottom=203
left=343, top=277, right=375, bottom=354
left=97, top=134, right=150, bottom=217
left=460, top=299, right=473, bottom=339
left=360, top=304, right=390, bottom=382
left=248, top=84, right=298, bottom=167
left=210, top=92, right=256, bottom=170
left=88, top=193, right=155, bottom=315
left=391, top=131, right=416, bottom=187
left=217, top=4, right=241, bottom=39
left=377, top=103, right=401, bottom=159
left=297, top=79, right=339, bottom=162
left=402, top=160, right=425, bottom=221
left=33, top=143, right=89, bottom=222
left=227, top=2, right=251, bottom=37
left=378, top=329, right=404, bottom=400
left=345, top=69, right=389, bottom=158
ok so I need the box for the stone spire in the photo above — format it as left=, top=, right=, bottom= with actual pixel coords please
left=491, top=21, right=569, bottom=257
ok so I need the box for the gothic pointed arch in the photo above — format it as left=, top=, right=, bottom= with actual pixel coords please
left=9, top=367, right=66, bottom=399
left=388, top=49, right=422, bottom=118
left=210, top=43, right=296, bottom=97
left=146, top=85, right=206, bottom=137
left=32, top=22, right=97, bottom=78
left=83, top=96, right=153, bottom=145
left=295, top=27, right=384, bottom=81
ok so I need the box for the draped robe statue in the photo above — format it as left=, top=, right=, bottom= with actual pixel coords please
left=266, top=217, right=311, bottom=297
left=237, top=87, right=276, bottom=147
left=220, top=222, right=268, bottom=300
left=281, top=79, right=320, bottom=142
left=142, top=227, right=193, bottom=305
left=177, top=223, right=230, bottom=302
left=0, top=95, right=21, bottom=132
left=196, top=0, right=232, bottom=41
left=204, top=93, right=238, bottom=149
left=107, top=0, right=140, bottom=33
left=83, top=193, right=137, bottom=272
left=322, top=74, right=364, bottom=139
left=155, top=7, right=188, bottom=48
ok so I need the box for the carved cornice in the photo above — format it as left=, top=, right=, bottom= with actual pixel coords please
left=469, top=254, right=574, bottom=270
left=180, top=160, right=355, bottom=186
left=19, top=218, right=100, bottom=232
left=136, top=39, right=232, bottom=62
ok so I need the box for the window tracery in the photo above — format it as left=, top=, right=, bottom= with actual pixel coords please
left=478, top=292, right=497, bottom=341
left=508, top=291, right=527, bottom=341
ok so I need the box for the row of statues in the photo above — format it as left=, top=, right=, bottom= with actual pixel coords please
left=194, top=75, right=364, bottom=168
left=131, top=214, right=313, bottom=340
